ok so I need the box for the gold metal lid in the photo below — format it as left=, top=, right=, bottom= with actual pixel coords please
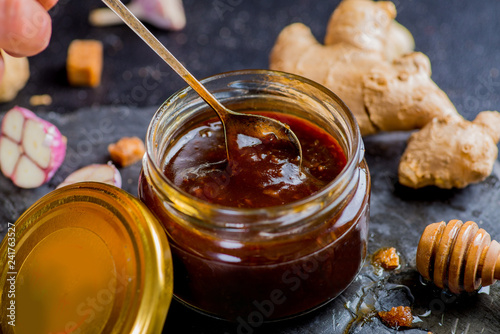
left=0, top=182, right=173, bottom=334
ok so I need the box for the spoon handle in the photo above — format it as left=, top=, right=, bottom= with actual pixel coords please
left=101, top=0, right=227, bottom=118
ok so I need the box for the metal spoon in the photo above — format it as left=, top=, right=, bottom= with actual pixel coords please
left=101, top=0, right=303, bottom=165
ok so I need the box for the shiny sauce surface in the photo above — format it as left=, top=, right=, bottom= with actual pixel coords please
left=164, top=112, right=347, bottom=207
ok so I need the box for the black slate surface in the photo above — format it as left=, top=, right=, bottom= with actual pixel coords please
left=1, top=0, right=500, bottom=333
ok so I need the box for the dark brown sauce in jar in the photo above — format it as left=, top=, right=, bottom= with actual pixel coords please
left=164, top=112, right=346, bottom=208
left=139, top=70, right=370, bottom=322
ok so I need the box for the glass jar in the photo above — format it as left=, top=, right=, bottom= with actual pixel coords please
left=139, top=70, right=370, bottom=321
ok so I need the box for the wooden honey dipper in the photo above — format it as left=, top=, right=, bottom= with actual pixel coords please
left=416, top=220, right=500, bottom=294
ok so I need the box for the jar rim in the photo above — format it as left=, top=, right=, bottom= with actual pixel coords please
left=145, top=69, right=363, bottom=221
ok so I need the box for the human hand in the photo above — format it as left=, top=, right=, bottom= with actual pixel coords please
left=0, top=0, right=57, bottom=80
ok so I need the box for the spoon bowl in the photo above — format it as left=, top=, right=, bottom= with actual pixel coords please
left=101, top=0, right=302, bottom=164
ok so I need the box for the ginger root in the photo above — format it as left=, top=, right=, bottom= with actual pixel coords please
left=399, top=111, right=500, bottom=189
left=0, top=50, right=30, bottom=103
left=269, top=0, right=460, bottom=136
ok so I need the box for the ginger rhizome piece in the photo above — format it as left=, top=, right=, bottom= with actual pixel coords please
left=363, top=52, right=459, bottom=132
left=0, top=50, right=30, bottom=103
left=67, top=40, right=103, bottom=87
left=399, top=111, right=500, bottom=189
left=269, top=0, right=460, bottom=136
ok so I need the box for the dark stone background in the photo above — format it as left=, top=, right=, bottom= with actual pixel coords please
left=1, top=0, right=500, bottom=333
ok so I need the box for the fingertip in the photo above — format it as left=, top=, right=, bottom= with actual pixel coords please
left=0, top=52, right=4, bottom=82
left=0, top=0, right=53, bottom=57
left=38, top=0, right=58, bottom=11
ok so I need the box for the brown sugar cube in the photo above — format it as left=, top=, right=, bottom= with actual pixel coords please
left=108, top=137, right=146, bottom=167
left=378, top=306, right=413, bottom=329
left=67, top=40, right=103, bottom=87
left=373, top=247, right=400, bottom=270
